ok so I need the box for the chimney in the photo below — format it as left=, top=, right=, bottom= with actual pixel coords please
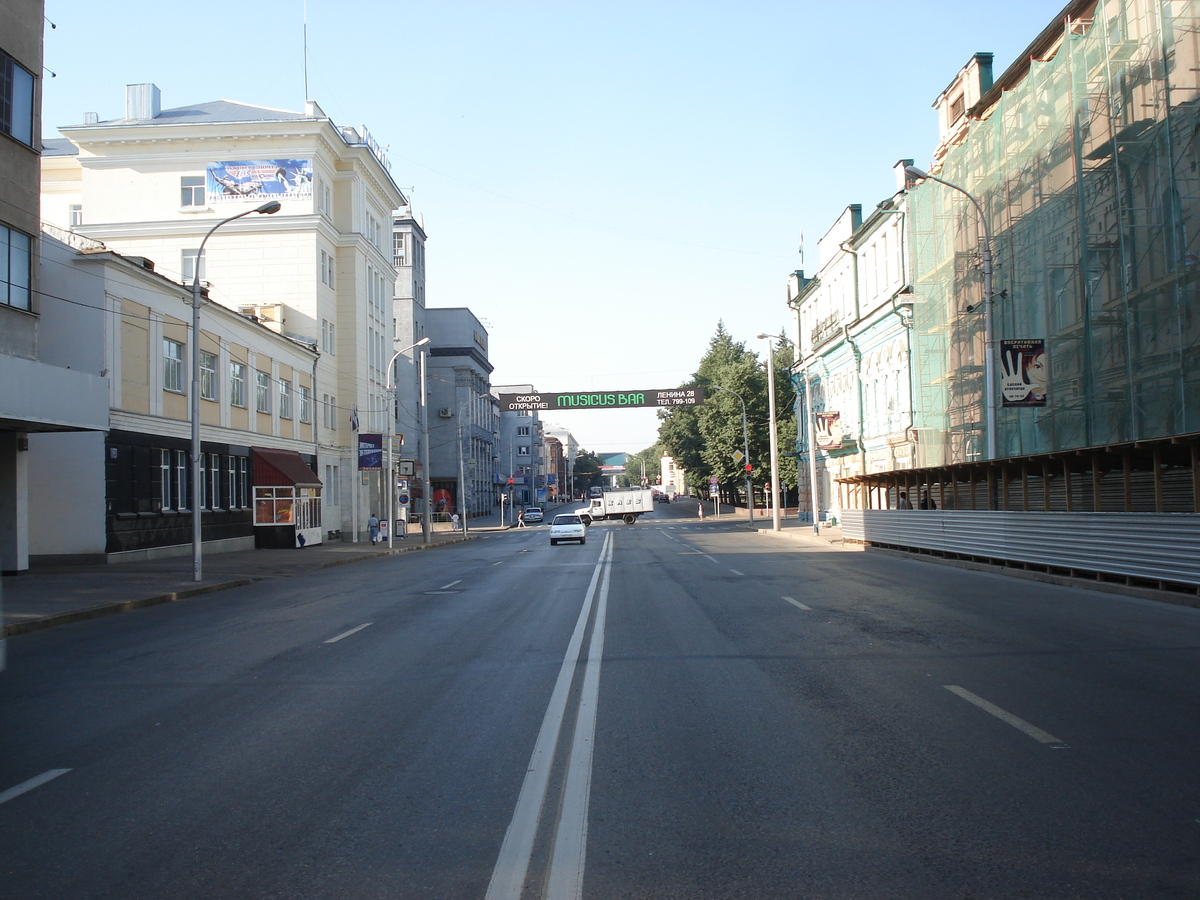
left=125, top=84, right=161, bottom=121
left=83, top=112, right=99, bottom=125
left=895, top=158, right=915, bottom=191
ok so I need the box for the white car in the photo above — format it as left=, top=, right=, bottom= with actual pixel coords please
left=549, top=514, right=587, bottom=545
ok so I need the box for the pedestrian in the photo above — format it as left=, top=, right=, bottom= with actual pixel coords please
left=451, top=512, right=461, bottom=532
left=897, top=491, right=911, bottom=509
left=919, top=490, right=937, bottom=510
left=517, top=508, right=527, bottom=528
left=367, top=512, right=380, bottom=543
left=698, top=502, right=706, bottom=521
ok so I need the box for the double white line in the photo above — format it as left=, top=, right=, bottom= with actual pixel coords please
left=486, top=530, right=613, bottom=900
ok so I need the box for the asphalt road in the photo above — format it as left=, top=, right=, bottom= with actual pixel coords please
left=2, top=504, right=1199, bottom=898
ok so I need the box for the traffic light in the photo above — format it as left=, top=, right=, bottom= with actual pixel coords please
left=744, top=464, right=752, bottom=472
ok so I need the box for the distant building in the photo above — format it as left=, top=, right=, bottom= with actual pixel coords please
left=494, top=384, right=544, bottom=507
left=543, top=424, right=579, bottom=500
left=659, top=453, right=686, bottom=496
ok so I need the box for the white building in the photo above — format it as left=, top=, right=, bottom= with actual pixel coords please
left=41, top=84, right=408, bottom=540
left=788, top=161, right=916, bottom=522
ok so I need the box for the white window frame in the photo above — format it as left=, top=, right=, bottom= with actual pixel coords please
left=182, top=249, right=205, bottom=283
left=279, top=379, right=293, bottom=420
left=299, top=384, right=312, bottom=424
left=163, top=339, right=185, bottom=393
left=255, top=370, right=271, bottom=414
left=181, top=176, right=205, bottom=207
left=199, top=351, right=218, bottom=401
left=230, top=361, right=247, bottom=408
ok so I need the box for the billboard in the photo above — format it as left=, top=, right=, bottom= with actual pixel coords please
left=357, top=433, right=383, bottom=470
left=1000, top=339, right=1048, bottom=407
left=207, top=159, right=313, bottom=204
left=814, top=412, right=843, bottom=450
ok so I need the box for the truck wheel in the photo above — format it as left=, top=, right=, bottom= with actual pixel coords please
left=580, top=515, right=592, bottom=526
left=623, top=514, right=636, bottom=525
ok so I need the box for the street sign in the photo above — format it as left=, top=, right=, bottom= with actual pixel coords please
left=708, top=475, right=719, bottom=485
left=732, top=450, right=744, bottom=465
left=398, top=494, right=410, bottom=505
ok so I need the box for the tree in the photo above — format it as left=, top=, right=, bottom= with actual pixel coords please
left=573, top=450, right=604, bottom=495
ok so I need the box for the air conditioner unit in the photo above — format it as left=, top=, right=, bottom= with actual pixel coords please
left=438, top=407, right=453, bottom=418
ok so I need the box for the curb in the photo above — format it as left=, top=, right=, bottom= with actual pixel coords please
left=3, top=533, right=482, bottom=638
left=2, top=578, right=258, bottom=638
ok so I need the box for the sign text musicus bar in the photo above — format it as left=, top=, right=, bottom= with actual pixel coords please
left=497, top=388, right=704, bottom=412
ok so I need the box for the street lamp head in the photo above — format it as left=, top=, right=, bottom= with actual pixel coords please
left=755, top=333, right=771, bottom=340
left=904, top=165, right=929, bottom=180
left=414, top=337, right=431, bottom=348
left=255, top=200, right=283, bottom=215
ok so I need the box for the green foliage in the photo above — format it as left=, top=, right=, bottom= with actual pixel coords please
left=572, top=450, right=604, bottom=494
left=657, top=323, right=800, bottom=496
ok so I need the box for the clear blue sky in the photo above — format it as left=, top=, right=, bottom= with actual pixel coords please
left=42, top=0, right=1064, bottom=455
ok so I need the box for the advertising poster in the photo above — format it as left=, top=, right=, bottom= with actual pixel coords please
left=207, top=159, right=314, bottom=204
left=1000, top=339, right=1048, bottom=407
left=357, top=433, right=383, bottom=470
left=814, top=411, right=843, bottom=450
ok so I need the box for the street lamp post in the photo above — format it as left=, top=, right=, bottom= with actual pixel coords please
left=905, top=165, right=996, bottom=460
left=386, top=336, right=430, bottom=548
left=804, top=362, right=821, bottom=535
left=711, top=384, right=753, bottom=523
left=190, top=199, right=281, bottom=582
left=419, top=346, right=432, bottom=545
left=756, top=334, right=782, bottom=533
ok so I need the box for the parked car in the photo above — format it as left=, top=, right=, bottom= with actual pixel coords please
left=523, top=507, right=544, bottom=523
left=549, top=514, right=586, bottom=545
left=655, top=493, right=671, bottom=503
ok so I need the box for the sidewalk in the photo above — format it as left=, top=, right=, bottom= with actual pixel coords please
left=1, top=523, right=505, bottom=638
left=697, top=502, right=848, bottom=551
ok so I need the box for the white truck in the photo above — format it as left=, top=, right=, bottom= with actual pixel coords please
left=574, top=489, right=655, bottom=525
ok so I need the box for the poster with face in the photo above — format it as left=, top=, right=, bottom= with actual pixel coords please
left=814, top=411, right=843, bottom=450
left=1000, top=339, right=1048, bottom=407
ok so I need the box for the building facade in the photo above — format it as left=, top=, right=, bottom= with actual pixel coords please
left=41, top=84, right=407, bottom=541
left=788, top=163, right=915, bottom=521
left=0, top=0, right=108, bottom=573
left=907, top=0, right=1200, bottom=467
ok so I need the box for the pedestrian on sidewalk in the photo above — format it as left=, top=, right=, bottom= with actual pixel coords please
left=897, top=492, right=911, bottom=509
left=451, top=512, right=461, bottom=531
left=516, top=509, right=527, bottom=528
left=698, top=502, right=706, bottom=521
left=919, top=490, right=937, bottom=510
left=368, top=513, right=380, bottom=543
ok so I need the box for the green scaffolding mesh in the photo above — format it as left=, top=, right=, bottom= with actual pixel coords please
left=908, top=0, right=1200, bottom=466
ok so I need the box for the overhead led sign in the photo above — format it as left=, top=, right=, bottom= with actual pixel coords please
left=497, top=388, right=704, bottom=412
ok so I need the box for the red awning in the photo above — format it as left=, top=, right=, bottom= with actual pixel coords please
left=252, top=447, right=322, bottom=487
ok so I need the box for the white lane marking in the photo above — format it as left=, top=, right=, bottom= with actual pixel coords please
left=704, top=554, right=718, bottom=563
left=324, top=623, right=373, bottom=644
left=485, top=531, right=614, bottom=900
left=783, top=596, right=812, bottom=611
left=440, top=579, right=462, bottom=590
left=729, top=568, right=745, bottom=576
left=545, top=525, right=612, bottom=898
left=944, top=685, right=1068, bottom=747
left=0, top=769, right=72, bottom=806
left=492, top=560, right=505, bottom=566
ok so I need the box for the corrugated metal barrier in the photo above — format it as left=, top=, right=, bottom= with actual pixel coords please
left=841, top=510, right=1200, bottom=588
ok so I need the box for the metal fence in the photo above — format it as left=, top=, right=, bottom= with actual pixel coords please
left=841, top=509, right=1200, bottom=588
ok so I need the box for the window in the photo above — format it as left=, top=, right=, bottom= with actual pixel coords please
left=230, top=361, right=246, bottom=407
left=256, top=370, right=271, bottom=413
left=200, top=351, right=217, bottom=401
left=325, top=464, right=340, bottom=506
left=174, top=450, right=189, bottom=510
left=518, top=446, right=530, bottom=456
left=0, top=224, right=31, bottom=310
left=159, top=449, right=173, bottom=511
left=393, top=232, right=406, bottom=267
left=163, top=339, right=185, bottom=393
left=279, top=379, right=293, bottom=419
left=299, top=385, right=312, bottom=424
left=517, top=426, right=530, bottom=437
left=181, top=176, right=205, bottom=207
left=182, top=249, right=204, bottom=283
left=1, top=50, right=35, bottom=147
left=69, top=205, right=83, bottom=228
left=228, top=456, right=248, bottom=509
